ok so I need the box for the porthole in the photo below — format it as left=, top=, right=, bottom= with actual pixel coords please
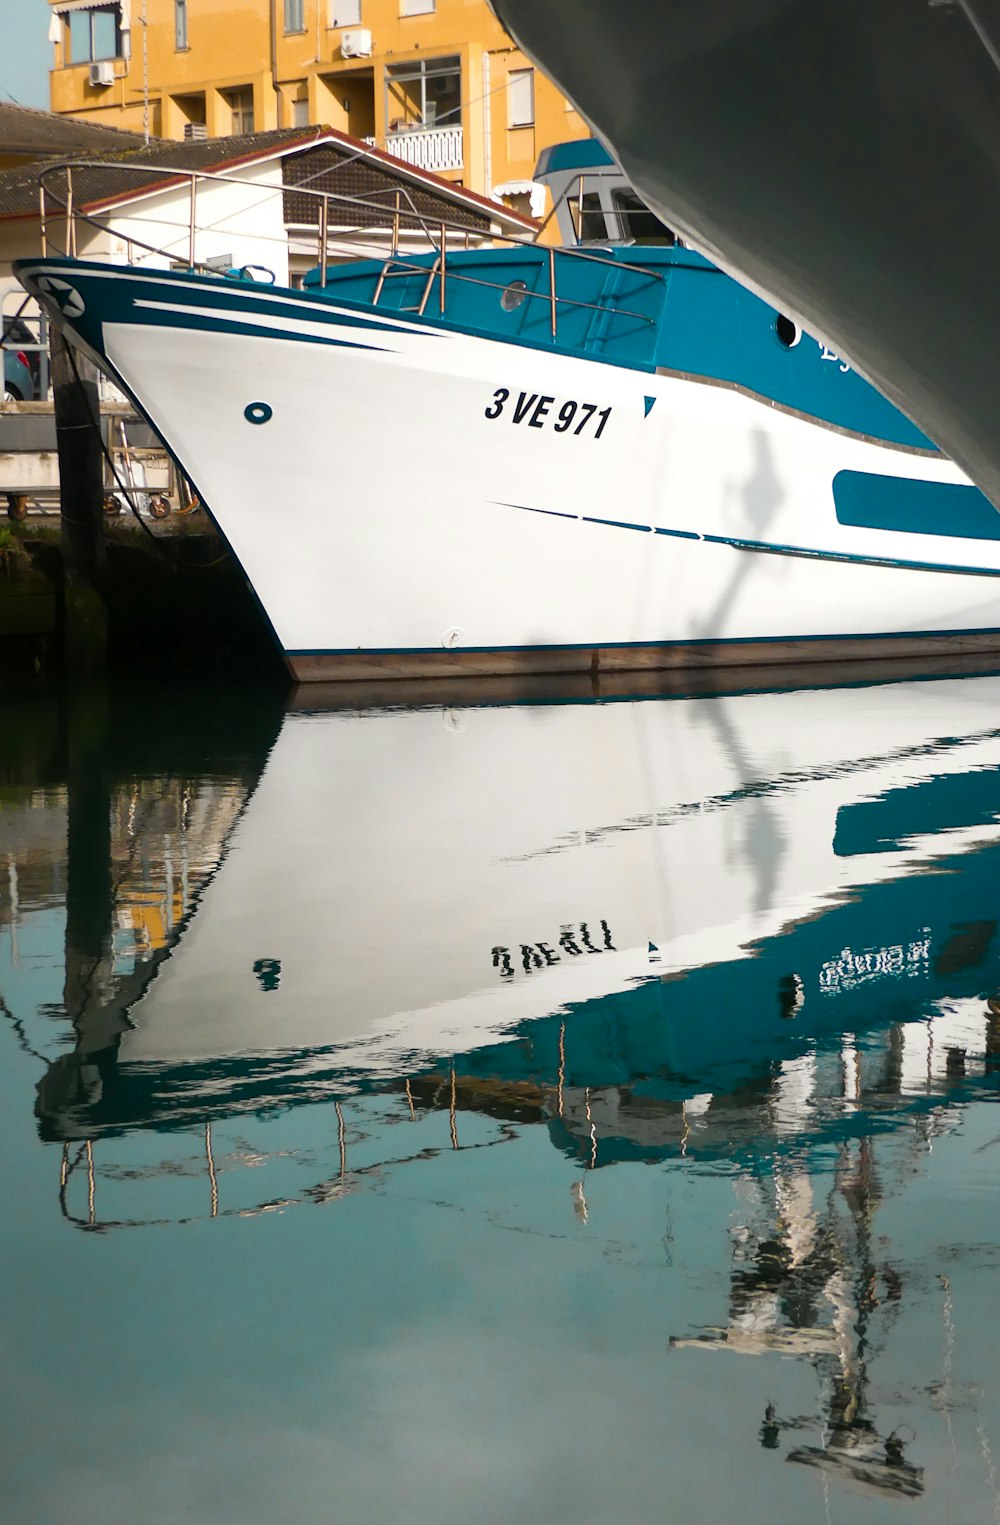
left=775, top=313, right=802, bottom=349
left=501, top=279, right=529, bottom=313
left=244, top=401, right=273, bottom=425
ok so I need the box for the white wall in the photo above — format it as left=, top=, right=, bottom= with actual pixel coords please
left=100, top=160, right=290, bottom=285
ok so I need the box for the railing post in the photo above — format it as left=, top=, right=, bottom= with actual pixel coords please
left=188, top=174, right=197, bottom=268
left=392, top=189, right=400, bottom=257
left=319, top=195, right=329, bottom=288
left=417, top=258, right=440, bottom=316
left=65, top=167, right=74, bottom=257
left=39, top=181, right=47, bottom=257
left=440, top=223, right=446, bottom=314
left=549, top=246, right=557, bottom=339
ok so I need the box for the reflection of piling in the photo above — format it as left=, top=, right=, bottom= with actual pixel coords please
left=52, top=334, right=107, bottom=675
left=63, top=689, right=112, bottom=1025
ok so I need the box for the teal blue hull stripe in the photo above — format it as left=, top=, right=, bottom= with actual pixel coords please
left=289, top=627, right=1000, bottom=657
left=700, top=532, right=1000, bottom=578
left=582, top=514, right=652, bottom=533
left=834, top=470, right=1000, bottom=541
left=654, top=526, right=701, bottom=541
left=502, top=500, right=1000, bottom=578
left=130, top=306, right=392, bottom=355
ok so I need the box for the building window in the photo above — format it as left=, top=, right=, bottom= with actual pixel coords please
left=399, top=0, right=435, bottom=15
left=292, top=97, right=310, bottom=127
left=69, top=6, right=122, bottom=63
left=284, top=0, right=305, bottom=31
left=173, top=91, right=207, bottom=136
left=227, top=87, right=255, bottom=135
left=386, top=56, right=460, bottom=131
left=175, top=0, right=188, bottom=50
left=329, top=0, right=361, bottom=23
left=507, top=68, right=534, bottom=128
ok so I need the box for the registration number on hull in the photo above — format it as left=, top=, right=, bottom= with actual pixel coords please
left=485, top=387, right=612, bottom=438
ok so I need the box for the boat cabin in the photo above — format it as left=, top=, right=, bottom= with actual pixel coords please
left=532, top=138, right=677, bottom=247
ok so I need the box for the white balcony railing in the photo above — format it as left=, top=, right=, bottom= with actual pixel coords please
left=382, top=125, right=463, bottom=173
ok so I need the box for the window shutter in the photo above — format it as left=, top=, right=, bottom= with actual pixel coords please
left=507, top=69, right=534, bottom=129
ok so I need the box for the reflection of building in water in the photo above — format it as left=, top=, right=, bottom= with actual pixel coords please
left=107, top=781, right=248, bottom=973
left=0, top=788, right=69, bottom=943
left=0, top=780, right=246, bottom=954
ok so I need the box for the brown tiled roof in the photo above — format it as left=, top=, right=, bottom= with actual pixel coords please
left=0, top=101, right=150, bottom=157
left=0, top=125, right=537, bottom=233
left=0, top=129, right=318, bottom=218
left=283, top=145, right=490, bottom=234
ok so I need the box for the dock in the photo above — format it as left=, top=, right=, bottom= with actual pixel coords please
left=0, top=397, right=175, bottom=516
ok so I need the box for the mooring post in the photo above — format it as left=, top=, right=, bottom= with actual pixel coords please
left=51, top=332, right=107, bottom=675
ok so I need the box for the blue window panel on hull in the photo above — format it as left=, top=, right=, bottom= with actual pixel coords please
left=833, top=769, right=1000, bottom=858
left=834, top=470, right=1000, bottom=541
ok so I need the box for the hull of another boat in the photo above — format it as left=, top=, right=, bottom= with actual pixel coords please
left=492, top=0, right=1000, bottom=509
left=17, top=259, right=1000, bottom=681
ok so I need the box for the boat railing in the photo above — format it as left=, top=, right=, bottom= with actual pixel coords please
left=36, top=159, right=664, bottom=340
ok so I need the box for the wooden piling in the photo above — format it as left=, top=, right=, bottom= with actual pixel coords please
left=51, top=332, right=107, bottom=676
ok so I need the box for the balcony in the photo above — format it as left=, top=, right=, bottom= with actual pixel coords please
left=382, top=125, right=463, bottom=174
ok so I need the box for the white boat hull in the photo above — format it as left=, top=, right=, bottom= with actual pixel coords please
left=19, top=261, right=1000, bottom=679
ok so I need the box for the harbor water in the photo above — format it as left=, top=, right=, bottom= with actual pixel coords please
left=6, top=672, right=1000, bottom=1522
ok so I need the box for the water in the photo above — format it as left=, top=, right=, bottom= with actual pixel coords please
left=6, top=673, right=1000, bottom=1522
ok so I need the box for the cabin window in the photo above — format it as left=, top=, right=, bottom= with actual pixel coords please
left=386, top=57, right=461, bottom=130
left=568, top=190, right=608, bottom=243
left=175, top=0, right=188, bottom=51
left=611, top=188, right=674, bottom=245
left=227, top=87, right=256, bottom=135
left=284, top=0, right=305, bottom=31
left=69, top=5, right=122, bottom=63
left=399, top=0, right=435, bottom=15
left=329, top=0, right=362, bottom=23
left=507, top=69, right=534, bottom=129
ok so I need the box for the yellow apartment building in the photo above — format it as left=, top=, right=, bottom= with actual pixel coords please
left=46, top=1, right=588, bottom=213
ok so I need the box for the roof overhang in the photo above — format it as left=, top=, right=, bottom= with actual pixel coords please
left=1, top=126, right=540, bottom=235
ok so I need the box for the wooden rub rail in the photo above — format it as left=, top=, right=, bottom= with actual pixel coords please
left=37, top=159, right=665, bottom=341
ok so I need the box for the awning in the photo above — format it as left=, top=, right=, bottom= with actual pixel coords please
left=50, top=1, right=122, bottom=16
left=491, top=179, right=546, bottom=218
left=49, top=2, right=127, bottom=43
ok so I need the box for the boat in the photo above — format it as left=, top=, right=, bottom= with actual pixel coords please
left=490, top=0, right=1000, bottom=513
left=26, top=668, right=1000, bottom=1148
left=15, top=144, right=1000, bottom=682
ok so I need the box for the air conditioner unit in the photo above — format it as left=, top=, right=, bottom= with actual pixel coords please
left=88, top=60, right=115, bottom=88
left=184, top=123, right=208, bottom=141
left=340, top=28, right=372, bottom=58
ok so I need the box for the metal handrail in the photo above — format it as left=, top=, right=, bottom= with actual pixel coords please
left=363, top=250, right=657, bottom=329
left=36, top=157, right=667, bottom=341
left=38, top=158, right=455, bottom=277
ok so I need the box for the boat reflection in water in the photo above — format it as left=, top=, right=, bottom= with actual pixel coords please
left=10, top=669, right=1000, bottom=1508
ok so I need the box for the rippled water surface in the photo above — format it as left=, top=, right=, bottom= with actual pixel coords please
left=7, top=674, right=1000, bottom=1522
